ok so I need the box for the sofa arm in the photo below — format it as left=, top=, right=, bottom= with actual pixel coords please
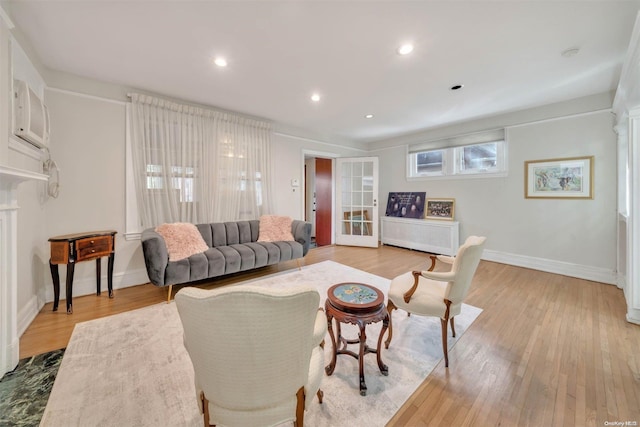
left=292, top=220, right=312, bottom=255
left=141, top=228, right=169, bottom=286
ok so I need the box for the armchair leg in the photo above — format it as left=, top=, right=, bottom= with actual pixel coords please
left=450, top=317, right=456, bottom=337
left=167, top=285, right=173, bottom=304
left=201, top=392, right=212, bottom=427
left=316, top=388, right=324, bottom=404
left=297, top=259, right=302, bottom=271
left=442, top=299, right=452, bottom=368
left=295, top=387, right=305, bottom=427
left=441, top=318, right=449, bottom=368
left=384, top=299, right=397, bottom=349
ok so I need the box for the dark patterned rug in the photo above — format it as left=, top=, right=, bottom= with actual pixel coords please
left=0, top=349, right=65, bottom=427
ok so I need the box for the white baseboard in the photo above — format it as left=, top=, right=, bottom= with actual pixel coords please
left=17, top=295, right=44, bottom=337
left=44, top=267, right=150, bottom=303
left=626, top=309, right=640, bottom=325
left=482, top=249, right=617, bottom=285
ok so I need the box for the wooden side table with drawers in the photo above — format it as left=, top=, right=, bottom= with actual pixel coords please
left=49, top=230, right=117, bottom=314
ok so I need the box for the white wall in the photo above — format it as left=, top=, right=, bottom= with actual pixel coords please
left=502, top=113, right=616, bottom=268
left=374, top=107, right=618, bottom=283
left=270, top=132, right=365, bottom=219
left=41, top=89, right=148, bottom=303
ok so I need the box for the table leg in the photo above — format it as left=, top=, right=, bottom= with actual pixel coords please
left=50, top=260, right=60, bottom=312
left=325, top=310, right=338, bottom=376
left=65, top=262, right=75, bottom=314
left=108, top=253, right=115, bottom=298
left=96, top=258, right=101, bottom=295
left=376, top=313, right=389, bottom=376
left=358, top=322, right=367, bottom=396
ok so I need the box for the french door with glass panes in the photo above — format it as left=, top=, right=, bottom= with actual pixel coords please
left=335, top=157, right=379, bottom=247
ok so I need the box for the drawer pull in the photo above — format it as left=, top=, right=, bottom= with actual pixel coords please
left=91, top=249, right=96, bottom=253
left=90, top=240, right=95, bottom=244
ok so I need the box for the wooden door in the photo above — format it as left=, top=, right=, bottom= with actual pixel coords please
left=315, top=158, right=332, bottom=246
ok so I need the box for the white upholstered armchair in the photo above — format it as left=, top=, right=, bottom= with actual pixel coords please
left=175, top=285, right=327, bottom=427
left=385, top=236, right=486, bottom=367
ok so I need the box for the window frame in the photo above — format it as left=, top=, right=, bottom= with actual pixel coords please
left=407, top=139, right=508, bottom=181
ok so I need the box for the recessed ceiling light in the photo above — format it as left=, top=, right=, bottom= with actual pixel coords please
left=450, top=84, right=464, bottom=91
left=365, top=114, right=374, bottom=119
left=561, top=47, right=580, bottom=58
left=213, top=57, right=227, bottom=67
left=397, top=44, right=414, bottom=55
left=311, top=93, right=321, bottom=102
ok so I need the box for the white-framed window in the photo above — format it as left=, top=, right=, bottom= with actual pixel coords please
left=146, top=164, right=195, bottom=203
left=407, top=130, right=507, bottom=180
left=124, top=95, right=273, bottom=239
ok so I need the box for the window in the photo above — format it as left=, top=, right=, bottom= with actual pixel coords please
left=416, top=150, right=444, bottom=175
left=456, top=141, right=499, bottom=174
left=408, top=132, right=507, bottom=179
left=146, top=165, right=195, bottom=203
left=125, top=94, right=273, bottom=237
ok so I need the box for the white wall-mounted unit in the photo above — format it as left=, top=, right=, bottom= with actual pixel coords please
left=13, top=79, right=49, bottom=149
left=381, top=216, right=459, bottom=256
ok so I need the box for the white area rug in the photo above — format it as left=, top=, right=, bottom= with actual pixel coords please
left=40, top=261, right=482, bottom=427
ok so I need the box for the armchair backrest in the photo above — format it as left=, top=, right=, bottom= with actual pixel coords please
left=446, top=236, right=486, bottom=304
left=175, top=285, right=320, bottom=418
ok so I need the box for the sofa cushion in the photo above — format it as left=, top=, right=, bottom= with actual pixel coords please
left=257, top=215, right=295, bottom=242
left=155, top=223, right=209, bottom=261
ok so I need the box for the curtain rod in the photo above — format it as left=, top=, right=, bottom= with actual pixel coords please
left=47, top=87, right=127, bottom=106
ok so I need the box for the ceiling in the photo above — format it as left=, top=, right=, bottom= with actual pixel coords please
left=6, top=1, right=640, bottom=144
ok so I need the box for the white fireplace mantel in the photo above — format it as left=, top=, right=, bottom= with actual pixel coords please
left=0, top=164, right=47, bottom=376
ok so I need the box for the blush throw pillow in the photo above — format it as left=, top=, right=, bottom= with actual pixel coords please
left=155, top=223, right=209, bottom=261
left=257, top=215, right=295, bottom=242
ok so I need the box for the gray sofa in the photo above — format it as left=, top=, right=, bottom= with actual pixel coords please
left=141, top=219, right=312, bottom=300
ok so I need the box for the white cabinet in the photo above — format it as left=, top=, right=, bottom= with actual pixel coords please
left=380, top=217, right=459, bottom=256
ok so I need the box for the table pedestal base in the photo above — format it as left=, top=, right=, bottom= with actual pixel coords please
left=325, top=298, right=389, bottom=396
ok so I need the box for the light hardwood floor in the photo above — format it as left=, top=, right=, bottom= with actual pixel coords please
left=20, top=244, right=640, bottom=426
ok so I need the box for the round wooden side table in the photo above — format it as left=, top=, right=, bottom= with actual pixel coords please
left=324, top=282, right=389, bottom=396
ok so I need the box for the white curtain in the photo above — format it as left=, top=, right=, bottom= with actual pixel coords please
left=129, top=93, right=273, bottom=228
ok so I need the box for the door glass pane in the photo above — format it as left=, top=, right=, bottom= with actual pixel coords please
left=341, top=162, right=352, bottom=177
left=342, top=176, right=351, bottom=192
left=352, top=162, right=363, bottom=177
left=352, top=176, right=362, bottom=192
left=363, top=161, right=373, bottom=177
left=352, top=191, right=362, bottom=206
left=363, top=192, right=373, bottom=206
left=342, top=219, right=351, bottom=235
left=342, top=191, right=351, bottom=207
left=363, top=176, right=373, bottom=192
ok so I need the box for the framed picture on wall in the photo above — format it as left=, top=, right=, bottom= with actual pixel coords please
left=425, top=198, right=455, bottom=220
left=525, top=156, right=594, bottom=199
